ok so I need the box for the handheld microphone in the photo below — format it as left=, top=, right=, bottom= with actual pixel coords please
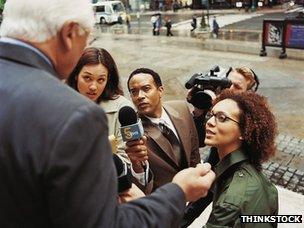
left=118, top=106, right=144, bottom=142
left=118, top=106, right=147, bottom=172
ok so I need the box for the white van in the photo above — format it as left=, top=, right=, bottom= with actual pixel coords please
left=92, top=1, right=126, bottom=24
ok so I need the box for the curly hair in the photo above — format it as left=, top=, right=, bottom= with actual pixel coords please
left=213, top=90, right=277, bottom=170
left=67, top=47, right=123, bottom=103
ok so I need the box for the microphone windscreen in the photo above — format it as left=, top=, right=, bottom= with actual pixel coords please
left=118, top=106, right=137, bottom=126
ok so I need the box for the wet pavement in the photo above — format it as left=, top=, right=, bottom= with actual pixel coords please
left=91, top=8, right=304, bottom=224
left=266, top=135, right=304, bottom=194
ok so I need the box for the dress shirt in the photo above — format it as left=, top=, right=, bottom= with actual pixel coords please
left=131, top=107, right=180, bottom=185
left=147, top=108, right=180, bottom=141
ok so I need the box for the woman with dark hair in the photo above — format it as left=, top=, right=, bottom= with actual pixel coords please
left=67, top=47, right=133, bottom=163
left=202, top=90, right=278, bottom=227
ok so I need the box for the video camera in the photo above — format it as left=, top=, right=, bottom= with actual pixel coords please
left=185, top=65, right=232, bottom=109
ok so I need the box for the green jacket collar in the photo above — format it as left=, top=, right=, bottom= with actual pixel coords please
left=214, top=149, right=249, bottom=179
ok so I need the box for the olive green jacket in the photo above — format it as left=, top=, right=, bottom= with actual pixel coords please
left=204, top=149, right=278, bottom=228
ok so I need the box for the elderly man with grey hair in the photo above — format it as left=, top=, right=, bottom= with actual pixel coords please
left=0, top=1, right=215, bottom=227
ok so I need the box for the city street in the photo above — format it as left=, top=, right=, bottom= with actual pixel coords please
left=91, top=31, right=304, bottom=227
left=96, top=5, right=304, bottom=38
left=92, top=32, right=304, bottom=139
left=91, top=4, right=304, bottom=223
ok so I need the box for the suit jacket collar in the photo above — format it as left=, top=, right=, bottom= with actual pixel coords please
left=139, top=103, right=190, bottom=168
left=139, top=114, right=177, bottom=168
left=163, top=103, right=191, bottom=165
left=0, top=41, right=57, bottom=77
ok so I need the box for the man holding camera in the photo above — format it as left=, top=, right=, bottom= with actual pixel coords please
left=125, top=68, right=201, bottom=193
left=189, top=66, right=259, bottom=147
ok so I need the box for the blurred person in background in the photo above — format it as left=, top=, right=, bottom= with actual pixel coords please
left=212, top=16, right=219, bottom=38
left=190, top=15, right=197, bottom=32
left=165, top=16, right=173, bottom=36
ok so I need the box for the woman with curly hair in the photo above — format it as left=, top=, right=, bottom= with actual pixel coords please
left=203, top=90, right=278, bottom=227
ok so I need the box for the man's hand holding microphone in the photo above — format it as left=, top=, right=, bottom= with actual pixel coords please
left=125, top=136, right=148, bottom=173
left=118, top=106, right=149, bottom=173
left=118, top=106, right=215, bottom=202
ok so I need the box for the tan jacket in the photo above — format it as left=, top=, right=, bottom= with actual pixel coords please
left=100, top=95, right=134, bottom=164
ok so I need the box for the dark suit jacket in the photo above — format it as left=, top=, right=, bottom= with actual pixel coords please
left=0, top=41, right=186, bottom=228
left=140, top=100, right=200, bottom=192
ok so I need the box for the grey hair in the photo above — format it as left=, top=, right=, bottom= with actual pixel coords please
left=0, top=0, right=94, bottom=42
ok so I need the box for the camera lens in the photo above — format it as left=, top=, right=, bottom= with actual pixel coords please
left=190, top=91, right=213, bottom=109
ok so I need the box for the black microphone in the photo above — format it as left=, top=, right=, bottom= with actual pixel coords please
left=118, top=106, right=147, bottom=171
left=113, top=154, right=132, bottom=193
left=118, top=106, right=144, bottom=141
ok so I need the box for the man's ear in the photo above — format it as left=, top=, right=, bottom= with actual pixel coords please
left=58, top=22, right=79, bottom=51
left=158, top=85, right=164, bottom=97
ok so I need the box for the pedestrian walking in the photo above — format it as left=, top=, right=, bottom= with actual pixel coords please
left=165, top=17, right=173, bottom=36
left=173, top=1, right=179, bottom=12
left=126, top=13, right=131, bottom=33
left=136, top=11, right=141, bottom=29
left=190, top=15, right=197, bottom=32
left=155, top=14, right=162, bottom=36
left=151, top=14, right=157, bottom=36
left=212, top=16, right=219, bottom=38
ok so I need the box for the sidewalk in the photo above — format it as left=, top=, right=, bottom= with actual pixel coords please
left=94, top=31, right=304, bottom=60
left=130, top=4, right=287, bottom=17
left=93, top=22, right=304, bottom=226
left=103, top=4, right=304, bottom=60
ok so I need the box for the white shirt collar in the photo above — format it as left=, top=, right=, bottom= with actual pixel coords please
left=145, top=108, right=179, bottom=140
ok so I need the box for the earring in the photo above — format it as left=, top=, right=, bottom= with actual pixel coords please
left=239, top=136, right=243, bottom=140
